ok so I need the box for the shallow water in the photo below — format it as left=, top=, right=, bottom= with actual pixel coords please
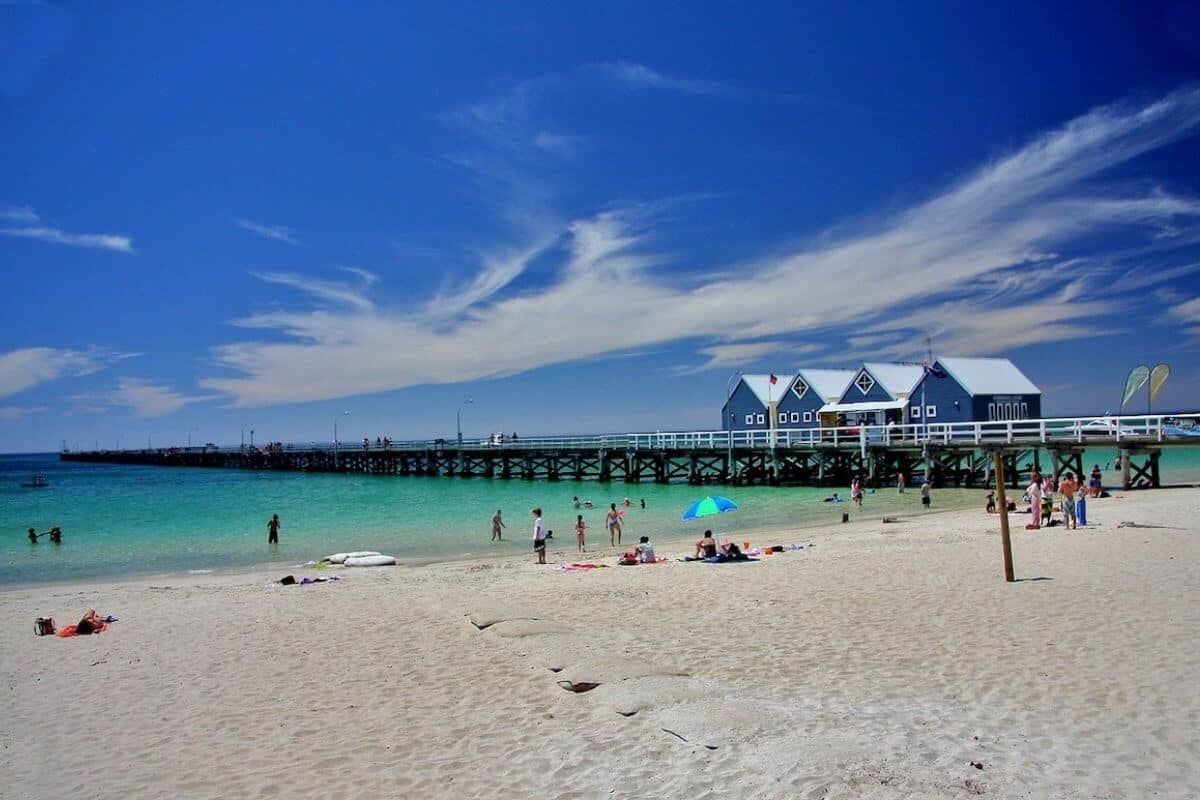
left=3, top=447, right=1197, bottom=585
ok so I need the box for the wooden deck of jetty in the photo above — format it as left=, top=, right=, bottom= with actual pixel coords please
left=61, top=415, right=1200, bottom=488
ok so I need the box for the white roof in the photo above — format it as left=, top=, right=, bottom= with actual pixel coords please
left=740, top=374, right=794, bottom=407
left=937, top=358, right=1041, bottom=396
left=797, top=368, right=857, bottom=402
left=819, top=399, right=908, bottom=413
left=862, top=362, right=925, bottom=398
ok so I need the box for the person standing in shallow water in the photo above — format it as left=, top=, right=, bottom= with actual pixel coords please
left=606, top=503, right=622, bottom=547
left=491, top=509, right=505, bottom=541
left=267, top=514, right=280, bottom=544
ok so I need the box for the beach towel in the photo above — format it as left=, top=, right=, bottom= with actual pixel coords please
left=560, top=563, right=607, bottom=572
left=57, top=622, right=107, bottom=637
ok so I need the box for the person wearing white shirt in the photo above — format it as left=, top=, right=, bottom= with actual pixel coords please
left=531, top=507, right=546, bottom=564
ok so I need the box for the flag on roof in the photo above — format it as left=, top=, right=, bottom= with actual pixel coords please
left=769, top=374, right=778, bottom=385
left=923, top=363, right=946, bottom=378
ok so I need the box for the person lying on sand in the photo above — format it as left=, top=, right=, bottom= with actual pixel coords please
left=76, top=609, right=109, bottom=635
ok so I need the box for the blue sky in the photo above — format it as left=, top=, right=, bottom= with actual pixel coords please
left=2, top=2, right=1200, bottom=452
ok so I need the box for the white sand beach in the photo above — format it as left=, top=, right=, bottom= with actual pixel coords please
left=3, top=488, right=1198, bottom=799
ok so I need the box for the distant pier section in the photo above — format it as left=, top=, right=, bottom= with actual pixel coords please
left=61, top=415, right=1199, bottom=489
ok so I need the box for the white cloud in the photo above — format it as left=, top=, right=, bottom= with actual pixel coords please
left=109, top=378, right=211, bottom=418
left=674, top=341, right=795, bottom=375
left=596, top=61, right=736, bottom=97
left=234, top=218, right=301, bottom=246
left=201, top=87, right=1200, bottom=406
left=0, top=208, right=134, bottom=253
left=252, top=269, right=377, bottom=312
left=0, top=206, right=39, bottom=223
left=0, top=347, right=139, bottom=398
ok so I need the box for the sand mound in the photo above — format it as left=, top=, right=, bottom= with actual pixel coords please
left=468, top=604, right=541, bottom=629
left=555, top=657, right=688, bottom=692
left=590, top=675, right=713, bottom=716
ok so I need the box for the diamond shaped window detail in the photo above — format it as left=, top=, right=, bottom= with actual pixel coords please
left=855, top=371, right=875, bottom=395
left=791, top=378, right=808, bottom=400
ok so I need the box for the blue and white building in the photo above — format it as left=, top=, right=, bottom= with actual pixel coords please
left=722, top=358, right=1040, bottom=430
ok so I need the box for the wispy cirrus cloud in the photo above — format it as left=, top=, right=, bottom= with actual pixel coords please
left=0, top=347, right=140, bottom=398
left=234, top=218, right=301, bottom=246
left=251, top=267, right=379, bottom=312
left=0, top=205, right=39, bottom=223
left=674, top=341, right=799, bottom=375
left=200, top=87, right=1200, bottom=406
left=594, top=61, right=737, bottom=97
left=0, top=207, right=134, bottom=253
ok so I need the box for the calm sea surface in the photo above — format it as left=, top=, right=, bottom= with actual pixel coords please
left=3, top=448, right=1198, bottom=586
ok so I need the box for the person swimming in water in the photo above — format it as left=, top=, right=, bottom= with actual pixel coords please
left=28, top=527, right=38, bottom=544
left=822, top=493, right=842, bottom=503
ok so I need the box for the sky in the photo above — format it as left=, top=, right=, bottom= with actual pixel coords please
left=2, top=2, right=1200, bottom=452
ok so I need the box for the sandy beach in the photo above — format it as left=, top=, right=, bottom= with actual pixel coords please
left=3, top=488, right=1198, bottom=799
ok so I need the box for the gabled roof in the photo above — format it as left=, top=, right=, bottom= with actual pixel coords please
left=736, top=374, right=794, bottom=408
left=861, top=362, right=925, bottom=398
left=936, top=357, right=1041, bottom=396
left=796, top=368, right=857, bottom=402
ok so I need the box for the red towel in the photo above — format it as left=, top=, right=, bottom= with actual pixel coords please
left=57, top=622, right=106, bottom=638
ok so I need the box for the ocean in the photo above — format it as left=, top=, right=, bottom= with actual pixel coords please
left=3, top=448, right=1198, bottom=586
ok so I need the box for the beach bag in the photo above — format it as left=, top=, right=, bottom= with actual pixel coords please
left=35, top=617, right=56, bottom=636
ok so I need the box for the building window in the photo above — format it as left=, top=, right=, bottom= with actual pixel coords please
left=755, top=413, right=765, bottom=425
left=854, top=371, right=875, bottom=395
left=778, top=412, right=788, bottom=425
left=790, top=412, right=800, bottom=423
left=791, top=378, right=808, bottom=400
left=912, top=406, right=922, bottom=419
left=988, top=403, right=996, bottom=421
left=1020, top=402, right=1028, bottom=419
left=745, top=414, right=754, bottom=425
left=925, top=405, right=937, bottom=418
left=803, top=411, right=812, bottom=423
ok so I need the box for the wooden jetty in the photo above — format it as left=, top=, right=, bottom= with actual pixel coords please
left=62, top=415, right=1198, bottom=489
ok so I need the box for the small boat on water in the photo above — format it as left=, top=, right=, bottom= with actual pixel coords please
left=21, top=474, right=50, bottom=488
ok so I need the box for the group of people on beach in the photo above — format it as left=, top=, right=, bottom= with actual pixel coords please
left=1019, top=465, right=1103, bottom=530
left=491, top=496, right=648, bottom=559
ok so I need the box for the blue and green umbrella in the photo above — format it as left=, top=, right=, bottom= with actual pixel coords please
left=681, top=495, right=739, bottom=521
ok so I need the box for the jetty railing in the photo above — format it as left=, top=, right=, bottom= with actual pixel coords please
left=71, top=414, right=1199, bottom=456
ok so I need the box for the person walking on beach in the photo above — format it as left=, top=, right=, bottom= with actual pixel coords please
left=606, top=503, right=623, bottom=547
left=851, top=478, right=863, bottom=507
left=532, top=507, right=546, bottom=564
left=268, top=514, right=280, bottom=544
left=1027, top=478, right=1042, bottom=528
left=920, top=481, right=931, bottom=509
left=1076, top=482, right=1088, bottom=526
left=897, top=472, right=905, bottom=493
left=575, top=514, right=586, bottom=552
left=491, top=509, right=505, bottom=541
left=1089, top=464, right=1103, bottom=498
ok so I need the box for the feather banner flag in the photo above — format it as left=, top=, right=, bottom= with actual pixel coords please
left=1121, top=365, right=1150, bottom=410
left=1149, top=363, right=1171, bottom=405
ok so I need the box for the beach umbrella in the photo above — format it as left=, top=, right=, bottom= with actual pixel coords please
left=681, top=495, right=739, bottom=521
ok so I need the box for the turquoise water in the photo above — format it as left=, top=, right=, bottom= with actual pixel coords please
left=3, top=448, right=1198, bottom=585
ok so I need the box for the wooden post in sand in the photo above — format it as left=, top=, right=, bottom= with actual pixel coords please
left=993, top=450, right=1015, bottom=582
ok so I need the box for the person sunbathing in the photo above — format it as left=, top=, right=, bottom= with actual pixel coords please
left=695, top=530, right=718, bottom=559
left=76, top=609, right=109, bottom=635
left=718, top=541, right=745, bottom=559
